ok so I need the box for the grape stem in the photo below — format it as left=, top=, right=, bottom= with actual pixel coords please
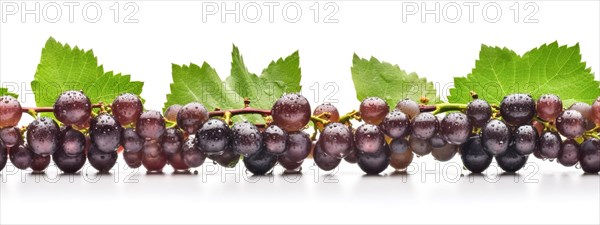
left=533, top=117, right=558, bottom=133
left=21, top=103, right=104, bottom=113
left=430, top=103, right=468, bottom=114
left=339, top=110, right=359, bottom=124
left=208, top=108, right=271, bottom=117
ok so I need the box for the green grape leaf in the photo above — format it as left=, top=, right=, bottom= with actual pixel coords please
left=31, top=37, right=143, bottom=112
left=448, top=42, right=600, bottom=106
left=351, top=54, right=437, bottom=108
left=164, top=45, right=301, bottom=123
left=0, top=87, right=18, bottom=98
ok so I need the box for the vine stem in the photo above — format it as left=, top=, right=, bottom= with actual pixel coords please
left=21, top=103, right=104, bottom=113
left=208, top=107, right=271, bottom=117
left=430, top=103, right=468, bottom=114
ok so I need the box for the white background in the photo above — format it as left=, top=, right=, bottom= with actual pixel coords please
left=1, top=0, right=599, bottom=224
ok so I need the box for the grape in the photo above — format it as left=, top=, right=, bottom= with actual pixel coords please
left=195, top=118, right=231, bottom=155
left=278, top=155, right=303, bottom=171
left=0, top=126, right=22, bottom=147
left=558, top=139, right=580, bottom=167
left=263, top=125, right=288, bottom=155
left=429, top=134, right=446, bottom=148
left=466, top=99, right=492, bottom=128
left=182, top=138, right=205, bottom=168
left=0, top=95, right=22, bottom=127
left=176, top=102, right=209, bottom=134
left=496, top=145, right=528, bottom=173
left=60, top=127, right=86, bottom=157
left=319, top=122, right=353, bottom=158
left=440, top=112, right=472, bottom=145
left=87, top=145, right=118, bottom=173
left=313, top=103, right=340, bottom=129
left=344, top=149, right=358, bottom=164
left=243, top=147, right=277, bottom=175
left=536, top=94, right=562, bottom=122
left=579, top=138, right=600, bottom=173
left=359, top=97, right=389, bottom=125
left=161, top=128, right=184, bottom=155
left=481, top=119, right=510, bottom=156
left=111, top=93, right=143, bottom=125
left=168, top=151, right=189, bottom=171
left=282, top=131, right=311, bottom=162
left=556, top=110, right=585, bottom=138
left=26, top=117, right=60, bottom=156
left=354, top=124, right=385, bottom=154
left=569, top=102, right=595, bottom=130
left=500, top=94, right=536, bottom=126
left=142, top=152, right=168, bottom=172
left=121, top=128, right=144, bottom=152
left=460, top=136, right=492, bottom=173
left=512, top=125, right=538, bottom=155
left=0, top=141, right=7, bottom=171
left=592, top=97, right=600, bottom=126
left=30, top=153, right=50, bottom=172
left=123, top=150, right=143, bottom=169
left=271, top=93, right=311, bottom=132
left=409, top=135, right=432, bottom=156
left=314, top=141, right=341, bottom=171
left=9, top=145, right=33, bottom=170
left=395, top=99, right=420, bottom=119
left=432, top=144, right=458, bottom=162
left=164, top=104, right=182, bottom=122
left=90, top=113, right=122, bottom=153
left=539, top=131, right=562, bottom=159
left=136, top=110, right=166, bottom=140
left=52, top=148, right=86, bottom=173
left=389, top=138, right=413, bottom=170
left=207, top=147, right=240, bottom=168
left=410, top=113, right=438, bottom=140
left=381, top=110, right=410, bottom=139
left=532, top=121, right=544, bottom=137
left=52, top=90, right=92, bottom=126
left=142, top=140, right=162, bottom=157
left=533, top=147, right=544, bottom=160
left=231, top=121, right=263, bottom=156
left=357, top=143, right=390, bottom=175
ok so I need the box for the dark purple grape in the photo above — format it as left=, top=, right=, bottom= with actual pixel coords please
left=381, top=110, right=410, bottom=139
left=569, top=102, right=595, bottom=130
left=539, top=131, right=561, bottom=159
left=440, top=112, right=472, bottom=145
left=389, top=138, right=413, bottom=170
left=271, top=93, right=311, bottom=132
left=168, top=151, right=189, bottom=171
left=411, top=113, right=438, bottom=140
left=263, top=125, right=288, bottom=155
left=533, top=147, right=544, bottom=160
left=0, top=95, right=22, bottom=127
left=461, top=136, right=492, bottom=173
left=195, top=118, right=231, bottom=156
left=10, top=144, right=33, bottom=170
left=512, top=125, right=538, bottom=155
left=164, top=104, right=182, bottom=122
left=90, top=113, right=121, bottom=153
left=136, top=110, right=166, bottom=140
left=26, top=117, right=60, bottom=156
left=278, top=155, right=303, bottom=171
left=357, top=143, right=390, bottom=175
left=466, top=99, right=492, bottom=128
left=592, top=97, right=600, bottom=126
left=59, top=127, right=86, bottom=157
left=579, top=138, right=600, bottom=173
left=111, top=93, right=143, bottom=125
left=314, top=142, right=341, bottom=171
left=395, top=99, right=420, bottom=119
left=313, top=103, right=339, bottom=129
left=500, top=94, right=536, bottom=126
left=556, top=110, right=585, bottom=139
left=121, top=128, right=144, bottom=152
left=87, top=145, right=118, bottom=173
left=536, top=94, right=562, bottom=122
left=176, top=102, right=209, bottom=134
left=161, top=128, right=184, bottom=155
left=354, top=124, right=385, bottom=155
left=123, top=150, right=143, bottom=169
left=282, top=131, right=311, bottom=162
left=344, top=149, right=358, bottom=164
left=319, top=122, right=352, bottom=159
left=231, top=121, right=263, bottom=156
left=182, top=138, right=205, bottom=168
left=0, top=126, right=22, bottom=147
left=30, top=153, right=50, bottom=172
left=142, top=140, right=162, bottom=157
left=429, top=134, right=447, bottom=148
left=1, top=141, right=7, bottom=171
left=359, top=97, right=389, bottom=125
left=409, top=135, right=432, bottom=156
left=558, top=139, right=580, bottom=167
left=481, top=119, right=510, bottom=156
left=207, top=147, right=240, bottom=168
left=52, top=148, right=86, bottom=173
left=432, top=144, right=458, bottom=162
left=142, top=152, right=168, bottom=172
left=243, top=147, right=277, bottom=175
left=53, top=90, right=91, bottom=126
left=496, top=145, right=528, bottom=173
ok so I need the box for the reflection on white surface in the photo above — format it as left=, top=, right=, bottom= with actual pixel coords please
left=1, top=157, right=599, bottom=224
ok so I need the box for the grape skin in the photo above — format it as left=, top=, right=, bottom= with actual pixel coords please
left=88, top=145, right=118, bottom=173
left=164, top=104, right=182, bottom=122
left=319, top=122, right=353, bottom=159
left=466, top=99, right=492, bottom=128
left=395, top=99, right=420, bottom=119
left=182, top=138, right=205, bottom=168
left=343, top=149, right=358, bottom=164
left=536, top=94, right=562, bottom=122
left=278, top=155, right=303, bottom=171
left=0, top=141, right=7, bottom=171
left=90, top=113, right=122, bottom=153
left=207, top=147, right=240, bottom=168
left=121, top=128, right=144, bottom=153
left=409, top=135, right=432, bottom=156
left=496, top=145, right=528, bottom=173
left=380, top=110, right=411, bottom=139
left=592, top=97, right=600, bottom=126
left=410, top=113, right=438, bottom=140
left=460, top=136, right=492, bottom=173
left=161, top=128, right=184, bottom=155
left=512, top=125, right=538, bottom=155
left=558, top=139, right=580, bottom=167
left=440, top=112, right=472, bottom=145
left=0, top=95, right=22, bottom=127
left=500, top=94, right=536, bottom=126
left=579, top=138, right=600, bottom=173
left=556, top=110, right=585, bottom=139
left=9, top=144, right=33, bottom=170
left=314, top=141, right=341, bottom=171
left=263, top=125, right=288, bottom=155
left=243, top=147, right=277, bottom=175
left=111, top=93, right=143, bottom=125
left=53, top=148, right=86, bottom=173
left=60, top=127, right=86, bottom=157
left=142, top=140, right=163, bottom=157
left=26, top=117, right=60, bottom=156
left=176, top=102, right=209, bottom=134
left=481, top=119, right=510, bottom=156
left=282, top=131, right=311, bottom=162
left=432, top=144, right=458, bottom=162
left=53, top=90, right=92, bottom=126
left=569, top=102, right=595, bottom=130
left=231, top=121, right=263, bottom=157
left=0, top=126, right=22, bottom=147
left=168, top=151, right=190, bottom=171
left=354, top=124, right=385, bottom=155
left=142, top=152, right=168, bottom=172
left=195, top=118, right=231, bottom=156
left=359, top=97, right=389, bottom=125
left=357, top=143, right=390, bottom=175
left=136, top=110, right=166, bottom=140
left=30, top=153, right=51, bottom=172
left=389, top=138, right=413, bottom=170
left=123, top=150, right=143, bottom=169
left=313, top=103, right=340, bottom=129
left=271, top=93, right=311, bottom=132
left=539, top=131, right=562, bottom=159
